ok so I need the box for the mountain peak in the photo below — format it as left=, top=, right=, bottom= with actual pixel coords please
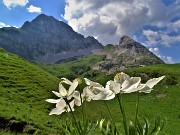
left=119, top=35, right=135, bottom=45
left=0, top=14, right=103, bottom=64
left=36, top=14, right=49, bottom=18
left=21, top=14, right=73, bottom=32
left=34, top=14, right=56, bottom=21
left=93, top=35, right=164, bottom=74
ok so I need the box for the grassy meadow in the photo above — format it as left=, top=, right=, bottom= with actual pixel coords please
left=0, top=48, right=180, bottom=134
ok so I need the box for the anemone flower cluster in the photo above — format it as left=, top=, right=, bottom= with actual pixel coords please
left=46, top=78, right=81, bottom=115
left=46, top=72, right=165, bottom=115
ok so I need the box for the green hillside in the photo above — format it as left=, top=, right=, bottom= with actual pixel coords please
left=0, top=49, right=108, bottom=134
left=37, top=54, right=106, bottom=79
left=124, top=64, right=180, bottom=83
left=38, top=59, right=180, bottom=135
left=0, top=48, right=60, bottom=134
left=123, top=64, right=180, bottom=135
left=1, top=49, right=180, bottom=134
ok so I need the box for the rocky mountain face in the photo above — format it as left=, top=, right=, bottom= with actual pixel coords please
left=0, top=14, right=103, bottom=64
left=92, top=36, right=164, bottom=74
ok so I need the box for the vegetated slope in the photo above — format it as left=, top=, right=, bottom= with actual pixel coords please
left=37, top=54, right=107, bottom=80
left=39, top=62, right=180, bottom=135
left=124, top=63, right=180, bottom=84
left=0, top=48, right=61, bottom=134
left=0, top=49, right=109, bottom=135
left=122, top=64, right=180, bottom=135
left=1, top=48, right=180, bottom=134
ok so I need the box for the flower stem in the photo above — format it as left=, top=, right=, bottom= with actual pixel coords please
left=117, top=94, right=128, bottom=135
left=104, top=101, right=113, bottom=121
left=65, top=99, right=81, bottom=135
left=104, top=101, right=120, bottom=135
left=135, top=91, right=140, bottom=127
left=80, top=93, right=85, bottom=126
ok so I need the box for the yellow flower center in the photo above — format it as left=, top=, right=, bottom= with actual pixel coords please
left=115, top=73, right=121, bottom=79
left=75, top=78, right=82, bottom=84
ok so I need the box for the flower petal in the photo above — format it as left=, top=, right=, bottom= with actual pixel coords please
left=146, top=76, right=165, bottom=88
left=84, top=78, right=102, bottom=87
left=49, top=108, right=66, bottom=115
left=114, top=72, right=130, bottom=84
left=138, top=84, right=153, bottom=93
left=59, top=83, right=67, bottom=97
left=73, top=91, right=81, bottom=106
left=91, top=87, right=115, bottom=100
left=82, top=86, right=94, bottom=101
left=56, top=98, right=66, bottom=110
left=52, top=91, right=61, bottom=97
left=122, top=85, right=139, bottom=93
left=91, top=92, right=115, bottom=100
left=45, top=99, right=61, bottom=103
left=61, top=78, right=72, bottom=85
left=68, top=79, right=78, bottom=96
left=121, top=79, right=130, bottom=89
left=67, top=100, right=75, bottom=112
left=130, top=77, right=141, bottom=88
left=121, top=77, right=141, bottom=93
left=106, top=80, right=121, bottom=94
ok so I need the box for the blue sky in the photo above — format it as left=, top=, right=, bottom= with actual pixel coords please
left=0, top=0, right=179, bottom=63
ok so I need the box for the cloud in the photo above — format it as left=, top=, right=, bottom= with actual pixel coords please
left=143, top=30, right=160, bottom=46
left=160, top=34, right=180, bottom=46
left=27, top=5, right=42, bottom=13
left=0, top=22, right=10, bottom=28
left=63, top=0, right=179, bottom=45
left=143, top=28, right=180, bottom=47
left=3, top=0, right=28, bottom=9
left=162, top=56, right=174, bottom=64
left=149, top=47, right=160, bottom=56
left=169, top=20, right=180, bottom=33
left=149, top=47, right=174, bottom=64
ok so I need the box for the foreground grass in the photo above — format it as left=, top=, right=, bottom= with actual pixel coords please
left=1, top=48, right=180, bottom=134
left=38, top=61, right=180, bottom=135
left=0, top=48, right=60, bottom=134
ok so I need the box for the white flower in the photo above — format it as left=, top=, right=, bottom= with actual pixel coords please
left=84, top=78, right=103, bottom=87
left=73, top=91, right=82, bottom=106
left=114, top=72, right=130, bottom=84
left=107, top=72, right=141, bottom=94
left=52, top=78, right=78, bottom=99
left=138, top=76, right=165, bottom=93
left=106, top=80, right=120, bottom=94
left=61, top=77, right=73, bottom=85
left=83, top=78, right=115, bottom=101
left=46, top=98, right=75, bottom=115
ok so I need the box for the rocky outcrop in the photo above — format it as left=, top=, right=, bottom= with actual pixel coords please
left=92, top=35, right=164, bottom=74
left=0, top=14, right=103, bottom=64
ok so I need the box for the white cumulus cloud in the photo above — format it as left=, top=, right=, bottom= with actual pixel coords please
left=3, top=0, right=28, bottom=9
left=160, top=34, right=180, bottom=46
left=143, top=28, right=180, bottom=47
left=27, top=5, right=42, bottom=13
left=162, top=56, right=174, bottom=64
left=63, top=0, right=179, bottom=45
left=143, top=30, right=160, bottom=46
left=149, top=47, right=174, bottom=64
left=0, top=22, right=10, bottom=28
left=149, top=47, right=160, bottom=56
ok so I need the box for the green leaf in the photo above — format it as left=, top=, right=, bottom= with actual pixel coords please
left=128, top=121, right=136, bottom=135
left=137, top=118, right=143, bottom=135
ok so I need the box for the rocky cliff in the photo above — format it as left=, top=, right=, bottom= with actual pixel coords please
left=93, top=35, right=164, bottom=74
left=0, top=14, right=103, bottom=64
